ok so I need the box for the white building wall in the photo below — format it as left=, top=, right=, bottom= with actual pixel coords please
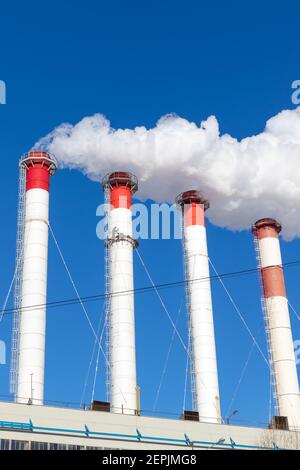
left=0, top=401, right=298, bottom=450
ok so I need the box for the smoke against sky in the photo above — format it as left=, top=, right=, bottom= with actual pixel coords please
left=35, top=107, right=300, bottom=239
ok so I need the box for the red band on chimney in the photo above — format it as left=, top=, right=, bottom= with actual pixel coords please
left=110, top=186, right=132, bottom=209
left=252, top=218, right=281, bottom=239
left=26, top=165, right=50, bottom=192
left=261, top=266, right=286, bottom=298
left=184, top=203, right=205, bottom=226
left=255, top=226, right=279, bottom=240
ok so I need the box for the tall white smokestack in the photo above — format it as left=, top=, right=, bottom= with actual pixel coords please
left=176, top=190, right=221, bottom=423
left=17, top=152, right=56, bottom=405
left=253, top=218, right=300, bottom=429
left=102, top=172, right=138, bottom=414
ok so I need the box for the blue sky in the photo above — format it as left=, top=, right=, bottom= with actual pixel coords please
left=0, top=0, right=299, bottom=425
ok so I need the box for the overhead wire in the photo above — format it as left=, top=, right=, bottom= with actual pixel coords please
left=91, top=307, right=107, bottom=403
left=1, top=258, right=300, bottom=317
left=3, top=223, right=299, bottom=413
left=208, top=257, right=270, bottom=369
left=3, top=226, right=299, bottom=422
left=48, top=223, right=127, bottom=405
left=225, top=324, right=262, bottom=420
left=137, top=249, right=222, bottom=415
left=49, top=223, right=98, bottom=341
left=135, top=249, right=187, bottom=352
left=183, top=323, right=191, bottom=413
left=0, top=216, right=32, bottom=323
left=152, top=300, right=183, bottom=412
left=80, top=303, right=105, bottom=407
left=288, top=300, right=300, bottom=322
left=0, top=269, right=16, bottom=323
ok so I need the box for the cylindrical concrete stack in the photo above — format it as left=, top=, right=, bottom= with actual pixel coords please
left=17, top=151, right=56, bottom=405
left=103, top=172, right=138, bottom=414
left=177, top=190, right=220, bottom=423
left=253, top=218, right=300, bottom=429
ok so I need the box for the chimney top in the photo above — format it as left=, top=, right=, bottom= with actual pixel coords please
left=252, top=218, right=282, bottom=235
left=20, top=151, right=57, bottom=175
left=102, top=172, right=138, bottom=193
left=176, top=190, right=209, bottom=211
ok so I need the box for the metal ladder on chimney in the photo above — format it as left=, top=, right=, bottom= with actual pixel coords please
left=254, top=236, right=279, bottom=415
left=9, top=161, right=26, bottom=396
left=104, top=186, right=112, bottom=402
left=181, top=219, right=197, bottom=411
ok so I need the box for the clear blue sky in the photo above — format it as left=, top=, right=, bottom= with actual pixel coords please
left=0, top=0, right=299, bottom=425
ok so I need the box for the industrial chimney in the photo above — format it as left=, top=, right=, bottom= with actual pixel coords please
left=102, top=172, right=138, bottom=414
left=253, top=218, right=300, bottom=429
left=16, top=151, right=57, bottom=405
left=176, top=190, right=221, bottom=423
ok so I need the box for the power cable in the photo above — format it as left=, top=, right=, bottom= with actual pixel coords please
left=209, top=257, right=270, bottom=369
left=0, top=270, right=16, bottom=322
left=80, top=304, right=105, bottom=407
left=49, top=223, right=99, bottom=341
left=183, top=323, right=191, bottom=413
left=288, top=300, right=300, bottom=322
left=152, top=300, right=183, bottom=411
left=91, top=308, right=107, bottom=404
left=136, top=249, right=187, bottom=351
left=48, top=223, right=127, bottom=405
left=225, top=324, right=262, bottom=420
left=1, top=259, right=300, bottom=317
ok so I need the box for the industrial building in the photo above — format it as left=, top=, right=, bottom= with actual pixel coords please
left=1, top=151, right=300, bottom=450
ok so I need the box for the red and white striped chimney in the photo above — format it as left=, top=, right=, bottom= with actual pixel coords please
left=17, top=152, right=57, bottom=405
left=176, top=190, right=221, bottom=423
left=253, top=218, right=300, bottom=429
left=102, top=172, right=138, bottom=414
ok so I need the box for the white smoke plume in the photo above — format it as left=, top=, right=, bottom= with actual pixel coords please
left=35, top=107, right=300, bottom=239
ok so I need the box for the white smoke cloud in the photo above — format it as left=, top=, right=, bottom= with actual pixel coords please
left=34, top=107, right=300, bottom=239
